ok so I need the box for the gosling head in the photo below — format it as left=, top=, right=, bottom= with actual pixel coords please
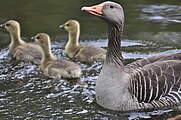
left=32, top=33, right=51, bottom=50
left=0, top=20, right=21, bottom=34
left=59, top=20, right=80, bottom=33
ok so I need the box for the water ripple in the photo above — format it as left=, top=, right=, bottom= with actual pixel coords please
left=0, top=39, right=180, bottom=119
left=139, top=4, right=181, bottom=24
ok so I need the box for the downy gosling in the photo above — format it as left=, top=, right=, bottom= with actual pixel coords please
left=59, top=20, right=106, bottom=63
left=32, top=33, right=81, bottom=79
left=0, top=20, right=42, bottom=64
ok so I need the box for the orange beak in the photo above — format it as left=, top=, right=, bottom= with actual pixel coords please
left=81, top=4, right=103, bottom=17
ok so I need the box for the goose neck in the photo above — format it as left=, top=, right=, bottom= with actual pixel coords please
left=106, top=22, right=124, bottom=66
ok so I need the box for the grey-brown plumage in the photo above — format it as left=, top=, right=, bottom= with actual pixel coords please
left=82, top=1, right=181, bottom=111
left=0, top=20, right=42, bottom=64
left=32, top=33, right=81, bottom=79
left=59, top=20, right=106, bottom=63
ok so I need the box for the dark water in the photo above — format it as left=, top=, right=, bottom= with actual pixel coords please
left=0, top=0, right=181, bottom=119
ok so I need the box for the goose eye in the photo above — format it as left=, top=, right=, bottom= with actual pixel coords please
left=110, top=5, right=114, bottom=9
left=66, top=24, right=70, bottom=26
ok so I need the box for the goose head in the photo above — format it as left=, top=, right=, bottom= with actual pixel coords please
left=0, top=20, right=20, bottom=34
left=82, top=1, right=124, bottom=64
left=82, top=1, right=124, bottom=24
left=59, top=20, right=80, bottom=34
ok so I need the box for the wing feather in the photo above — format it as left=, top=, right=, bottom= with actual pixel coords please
left=129, top=60, right=181, bottom=106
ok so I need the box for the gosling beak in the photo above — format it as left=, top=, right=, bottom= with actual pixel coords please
left=31, top=36, right=36, bottom=40
left=59, top=24, right=65, bottom=29
left=81, top=3, right=103, bottom=17
left=31, top=36, right=39, bottom=44
left=0, top=24, right=5, bottom=28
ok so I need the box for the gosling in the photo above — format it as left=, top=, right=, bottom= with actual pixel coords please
left=32, top=33, right=81, bottom=79
left=0, top=20, right=42, bottom=64
left=59, top=20, right=106, bottom=63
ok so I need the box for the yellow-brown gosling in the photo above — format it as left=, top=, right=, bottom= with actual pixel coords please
left=59, top=20, right=106, bottom=63
left=32, top=33, right=81, bottom=79
left=0, top=20, right=42, bottom=64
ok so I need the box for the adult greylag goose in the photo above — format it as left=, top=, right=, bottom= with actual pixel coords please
left=82, top=1, right=181, bottom=111
left=0, top=20, right=42, bottom=64
left=32, top=33, right=81, bottom=79
left=59, top=20, right=106, bottom=63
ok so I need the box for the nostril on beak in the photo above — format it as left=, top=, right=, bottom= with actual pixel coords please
left=93, top=6, right=97, bottom=9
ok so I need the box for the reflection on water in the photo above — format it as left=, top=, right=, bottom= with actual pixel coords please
left=129, top=109, right=173, bottom=120
left=0, top=0, right=181, bottom=119
left=85, top=39, right=146, bottom=47
left=139, top=4, right=181, bottom=24
left=0, top=41, right=180, bottom=119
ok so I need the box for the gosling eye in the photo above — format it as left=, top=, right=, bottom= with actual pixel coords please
left=36, top=36, right=40, bottom=39
left=66, top=24, right=70, bottom=27
left=110, top=5, right=114, bottom=9
left=6, top=23, right=10, bottom=27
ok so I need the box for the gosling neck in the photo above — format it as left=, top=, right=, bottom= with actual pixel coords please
left=9, top=30, right=25, bottom=52
left=41, top=44, right=56, bottom=62
left=106, top=21, right=124, bottom=67
left=67, top=28, right=80, bottom=47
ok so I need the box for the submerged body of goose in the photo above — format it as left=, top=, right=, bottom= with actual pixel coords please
left=82, top=1, right=181, bottom=111
left=32, top=33, right=81, bottom=79
left=59, top=20, right=106, bottom=63
left=0, top=20, right=42, bottom=64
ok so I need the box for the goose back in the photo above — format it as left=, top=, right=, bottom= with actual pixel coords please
left=128, top=60, right=181, bottom=109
